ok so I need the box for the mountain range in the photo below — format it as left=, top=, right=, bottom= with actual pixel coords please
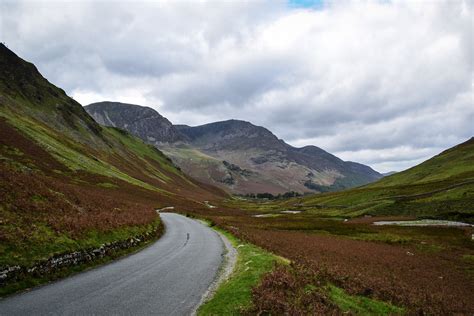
left=85, top=102, right=382, bottom=194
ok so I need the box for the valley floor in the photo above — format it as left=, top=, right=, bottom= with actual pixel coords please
left=185, top=199, right=474, bottom=315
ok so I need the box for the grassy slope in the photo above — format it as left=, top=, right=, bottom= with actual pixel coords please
left=328, top=284, right=404, bottom=315
left=198, top=227, right=280, bottom=315
left=281, top=138, right=474, bottom=222
left=373, top=139, right=474, bottom=186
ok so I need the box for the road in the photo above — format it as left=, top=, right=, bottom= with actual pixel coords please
left=0, top=213, right=224, bottom=315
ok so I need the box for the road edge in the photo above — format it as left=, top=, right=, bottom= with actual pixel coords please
left=192, top=221, right=237, bottom=315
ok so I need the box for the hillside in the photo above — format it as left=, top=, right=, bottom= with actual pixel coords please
left=85, top=103, right=382, bottom=194
left=0, top=44, right=225, bottom=283
left=288, top=137, right=474, bottom=222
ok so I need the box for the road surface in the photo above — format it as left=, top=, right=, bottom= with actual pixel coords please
left=0, top=213, right=224, bottom=315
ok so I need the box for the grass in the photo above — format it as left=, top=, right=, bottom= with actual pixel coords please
left=105, top=127, right=180, bottom=182
left=0, top=216, right=162, bottom=268
left=0, top=104, right=195, bottom=195
left=198, top=226, right=285, bottom=315
left=197, top=220, right=406, bottom=315
left=328, top=284, right=404, bottom=315
left=249, top=139, right=474, bottom=222
left=96, top=182, right=119, bottom=188
left=1, top=109, right=163, bottom=191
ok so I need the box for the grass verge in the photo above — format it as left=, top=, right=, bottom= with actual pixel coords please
left=197, top=221, right=404, bottom=315
left=198, top=226, right=286, bottom=315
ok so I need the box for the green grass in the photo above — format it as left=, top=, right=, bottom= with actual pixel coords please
left=198, top=227, right=286, bottom=315
left=373, top=138, right=474, bottom=186
left=0, top=216, right=162, bottom=268
left=1, top=110, right=162, bottom=190
left=197, top=222, right=405, bottom=315
left=105, top=127, right=181, bottom=181
left=249, top=138, right=474, bottom=222
left=96, top=182, right=119, bottom=188
left=328, top=284, right=404, bottom=315
left=463, top=254, right=474, bottom=263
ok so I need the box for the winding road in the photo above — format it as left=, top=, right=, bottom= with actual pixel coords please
left=0, top=213, right=224, bottom=315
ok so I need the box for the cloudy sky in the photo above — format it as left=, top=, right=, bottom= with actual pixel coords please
left=1, top=0, right=472, bottom=172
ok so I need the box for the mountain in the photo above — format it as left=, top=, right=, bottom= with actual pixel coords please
left=85, top=101, right=188, bottom=145
left=382, top=171, right=397, bottom=176
left=177, top=119, right=288, bottom=151
left=85, top=103, right=383, bottom=194
left=294, top=137, right=474, bottom=222
left=0, top=44, right=225, bottom=276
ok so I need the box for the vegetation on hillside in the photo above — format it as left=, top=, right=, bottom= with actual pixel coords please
left=185, top=138, right=474, bottom=314
left=1, top=43, right=473, bottom=314
left=263, top=137, right=474, bottom=223
left=0, top=44, right=225, bottom=294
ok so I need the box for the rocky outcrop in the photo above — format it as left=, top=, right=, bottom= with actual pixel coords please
left=85, top=102, right=188, bottom=144
left=0, top=228, right=161, bottom=286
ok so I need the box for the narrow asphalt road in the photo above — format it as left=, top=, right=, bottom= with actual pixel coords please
left=0, top=213, right=224, bottom=315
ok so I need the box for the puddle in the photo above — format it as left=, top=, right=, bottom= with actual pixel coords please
left=252, top=214, right=280, bottom=218
left=373, top=219, right=472, bottom=227
left=252, top=210, right=303, bottom=218
left=204, top=201, right=217, bottom=209
left=156, top=206, right=174, bottom=212
left=281, top=210, right=301, bottom=214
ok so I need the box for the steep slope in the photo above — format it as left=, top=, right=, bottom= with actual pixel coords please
left=86, top=103, right=382, bottom=194
left=290, top=137, right=474, bottom=221
left=0, top=44, right=225, bottom=284
left=372, top=138, right=474, bottom=187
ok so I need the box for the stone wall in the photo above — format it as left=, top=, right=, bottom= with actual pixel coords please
left=0, top=228, right=160, bottom=286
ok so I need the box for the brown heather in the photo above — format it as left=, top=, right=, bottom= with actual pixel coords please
left=182, top=207, right=474, bottom=315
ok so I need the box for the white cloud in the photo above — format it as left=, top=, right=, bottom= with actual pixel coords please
left=1, top=0, right=472, bottom=173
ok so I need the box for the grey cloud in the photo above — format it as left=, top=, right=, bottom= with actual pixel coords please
left=1, top=0, right=472, bottom=172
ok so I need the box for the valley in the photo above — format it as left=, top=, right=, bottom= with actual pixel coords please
left=184, top=137, right=474, bottom=314
left=1, top=43, right=473, bottom=315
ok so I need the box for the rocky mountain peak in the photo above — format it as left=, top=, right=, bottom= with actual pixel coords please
left=178, top=119, right=287, bottom=151
left=85, top=102, right=188, bottom=144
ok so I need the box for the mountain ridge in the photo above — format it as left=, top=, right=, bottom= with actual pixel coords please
left=85, top=102, right=382, bottom=194
left=85, top=101, right=188, bottom=144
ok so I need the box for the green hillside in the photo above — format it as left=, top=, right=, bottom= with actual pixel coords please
left=373, top=139, right=474, bottom=186
left=284, top=138, right=474, bottom=222
left=0, top=44, right=225, bottom=293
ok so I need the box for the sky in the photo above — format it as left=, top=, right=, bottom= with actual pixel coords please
left=1, top=0, right=472, bottom=173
